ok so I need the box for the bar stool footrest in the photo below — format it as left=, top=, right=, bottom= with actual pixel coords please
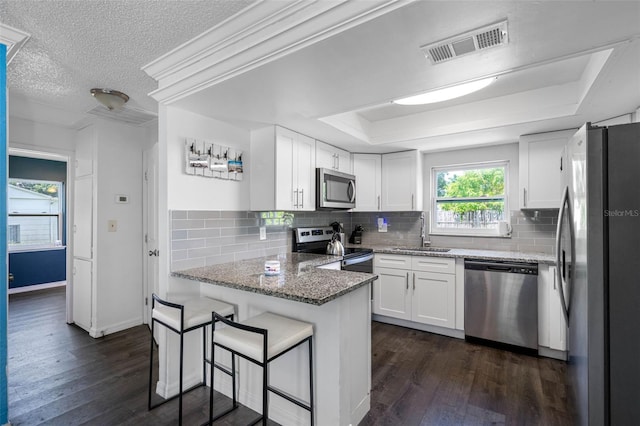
left=149, top=381, right=206, bottom=410
left=211, top=360, right=233, bottom=377
left=267, top=385, right=312, bottom=412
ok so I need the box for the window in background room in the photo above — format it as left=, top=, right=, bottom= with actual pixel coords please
left=8, top=179, right=64, bottom=249
left=431, top=161, right=508, bottom=236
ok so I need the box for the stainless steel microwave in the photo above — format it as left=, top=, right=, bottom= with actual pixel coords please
left=316, top=168, right=356, bottom=210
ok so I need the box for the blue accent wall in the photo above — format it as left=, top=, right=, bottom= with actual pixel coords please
left=9, top=249, right=66, bottom=288
left=2, top=42, right=10, bottom=425
left=9, top=155, right=66, bottom=182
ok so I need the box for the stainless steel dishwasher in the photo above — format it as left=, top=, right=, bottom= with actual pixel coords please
left=464, top=259, right=538, bottom=352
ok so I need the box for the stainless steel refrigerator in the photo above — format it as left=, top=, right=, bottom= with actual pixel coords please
left=556, top=122, right=640, bottom=425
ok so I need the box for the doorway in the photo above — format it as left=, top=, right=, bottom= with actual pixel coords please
left=7, top=148, right=73, bottom=322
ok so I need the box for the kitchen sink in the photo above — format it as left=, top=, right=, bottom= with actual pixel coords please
left=391, top=247, right=451, bottom=253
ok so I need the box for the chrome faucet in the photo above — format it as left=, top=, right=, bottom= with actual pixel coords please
left=420, top=212, right=431, bottom=247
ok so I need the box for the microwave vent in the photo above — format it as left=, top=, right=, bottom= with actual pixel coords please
left=422, top=20, right=508, bottom=65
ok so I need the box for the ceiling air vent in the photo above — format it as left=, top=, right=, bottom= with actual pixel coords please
left=87, top=105, right=158, bottom=126
left=421, top=20, right=508, bottom=65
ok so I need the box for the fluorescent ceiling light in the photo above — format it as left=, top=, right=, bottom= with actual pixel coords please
left=393, top=77, right=497, bottom=105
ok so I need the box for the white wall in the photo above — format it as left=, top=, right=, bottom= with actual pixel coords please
left=422, top=142, right=520, bottom=212
left=93, top=120, right=145, bottom=333
left=8, top=116, right=76, bottom=152
left=158, top=106, right=251, bottom=296
left=165, top=107, right=250, bottom=211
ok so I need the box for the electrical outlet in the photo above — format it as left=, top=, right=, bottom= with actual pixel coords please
left=108, top=220, right=117, bottom=232
left=259, top=226, right=267, bottom=240
left=377, top=217, right=387, bottom=232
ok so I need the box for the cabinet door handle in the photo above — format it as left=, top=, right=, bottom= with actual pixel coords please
left=299, top=188, right=304, bottom=209
left=523, top=188, right=527, bottom=207
left=411, top=194, right=414, bottom=210
left=406, top=272, right=409, bottom=290
left=336, top=155, right=340, bottom=170
left=553, top=270, right=557, bottom=290
left=413, top=272, right=416, bottom=290
left=293, top=189, right=299, bottom=208
left=377, top=195, right=381, bottom=211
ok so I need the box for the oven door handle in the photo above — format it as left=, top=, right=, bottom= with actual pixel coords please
left=342, top=253, right=374, bottom=267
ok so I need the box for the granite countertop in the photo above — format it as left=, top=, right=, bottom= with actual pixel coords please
left=358, top=245, right=555, bottom=264
left=172, top=252, right=378, bottom=306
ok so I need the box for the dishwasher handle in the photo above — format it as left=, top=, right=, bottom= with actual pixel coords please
left=486, top=265, right=512, bottom=272
left=465, top=259, right=538, bottom=275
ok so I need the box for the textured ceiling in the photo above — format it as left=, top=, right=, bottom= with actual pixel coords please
left=0, top=0, right=256, bottom=117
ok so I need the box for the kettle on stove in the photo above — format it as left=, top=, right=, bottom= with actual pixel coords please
left=326, top=233, right=345, bottom=256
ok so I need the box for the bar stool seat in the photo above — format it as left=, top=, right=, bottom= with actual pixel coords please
left=210, top=311, right=314, bottom=425
left=148, top=293, right=234, bottom=426
left=214, top=312, right=313, bottom=361
left=153, top=297, right=234, bottom=331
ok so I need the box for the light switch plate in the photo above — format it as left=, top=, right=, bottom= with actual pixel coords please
left=259, top=226, right=267, bottom=240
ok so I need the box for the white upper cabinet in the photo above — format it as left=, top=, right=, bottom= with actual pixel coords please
left=316, top=140, right=351, bottom=173
left=73, top=176, right=94, bottom=260
left=251, top=126, right=316, bottom=211
left=381, top=150, right=423, bottom=211
left=75, top=125, right=95, bottom=177
left=352, top=153, right=382, bottom=211
left=519, top=129, right=575, bottom=209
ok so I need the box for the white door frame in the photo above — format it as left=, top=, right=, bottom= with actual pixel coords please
left=142, top=143, right=159, bottom=326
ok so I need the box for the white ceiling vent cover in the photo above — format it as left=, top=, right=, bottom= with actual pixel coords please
left=421, top=20, right=508, bottom=65
left=87, top=105, right=158, bottom=126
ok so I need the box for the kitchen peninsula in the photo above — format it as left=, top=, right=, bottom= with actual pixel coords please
left=173, top=252, right=378, bottom=426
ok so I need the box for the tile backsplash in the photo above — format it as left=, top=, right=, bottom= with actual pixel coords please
left=426, top=210, right=558, bottom=253
left=170, top=210, right=350, bottom=271
left=171, top=209, right=557, bottom=271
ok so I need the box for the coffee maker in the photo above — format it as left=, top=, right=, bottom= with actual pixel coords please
left=349, top=225, right=365, bottom=244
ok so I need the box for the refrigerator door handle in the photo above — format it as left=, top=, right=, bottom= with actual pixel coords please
left=555, top=185, right=574, bottom=326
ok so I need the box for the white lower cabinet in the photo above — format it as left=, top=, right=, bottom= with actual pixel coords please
left=538, top=264, right=567, bottom=357
left=373, top=266, right=411, bottom=320
left=412, top=270, right=455, bottom=328
left=73, top=258, right=93, bottom=332
left=373, top=254, right=456, bottom=330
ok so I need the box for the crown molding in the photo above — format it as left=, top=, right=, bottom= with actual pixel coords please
left=0, top=23, right=31, bottom=64
left=142, top=0, right=412, bottom=104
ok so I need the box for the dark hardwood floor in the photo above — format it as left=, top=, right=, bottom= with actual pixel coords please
left=8, top=287, right=576, bottom=425
left=360, top=321, right=576, bottom=426
left=8, top=287, right=264, bottom=426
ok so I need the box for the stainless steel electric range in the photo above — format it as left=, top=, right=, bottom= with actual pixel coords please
left=292, top=227, right=373, bottom=273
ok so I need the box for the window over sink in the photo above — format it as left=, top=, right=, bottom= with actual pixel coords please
left=431, top=161, right=508, bottom=236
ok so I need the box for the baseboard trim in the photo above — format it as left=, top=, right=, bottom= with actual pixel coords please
left=538, top=346, right=568, bottom=361
left=89, top=317, right=144, bottom=338
left=372, top=315, right=465, bottom=339
left=8, top=281, right=66, bottom=294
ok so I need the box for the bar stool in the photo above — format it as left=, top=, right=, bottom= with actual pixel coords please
left=209, top=311, right=314, bottom=425
left=148, top=293, right=234, bottom=426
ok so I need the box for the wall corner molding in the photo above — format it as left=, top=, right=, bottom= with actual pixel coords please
left=142, top=0, right=412, bottom=105
left=0, top=23, right=30, bottom=65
